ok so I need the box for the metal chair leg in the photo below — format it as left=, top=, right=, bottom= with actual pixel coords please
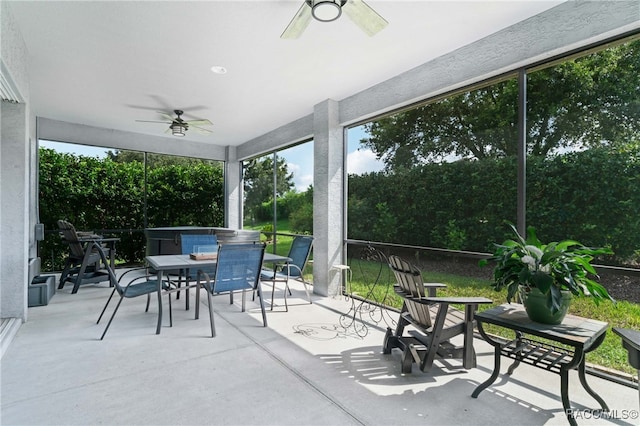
left=176, top=269, right=183, bottom=300
left=97, top=286, right=118, bottom=324
left=100, top=296, right=124, bottom=340
left=206, top=287, right=216, bottom=338
left=168, top=290, right=173, bottom=327
left=256, top=283, right=268, bottom=327
left=283, top=281, right=289, bottom=312
left=300, top=279, right=312, bottom=304
left=270, top=281, right=276, bottom=310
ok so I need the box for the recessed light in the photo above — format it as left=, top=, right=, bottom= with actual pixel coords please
left=211, top=66, right=227, bottom=74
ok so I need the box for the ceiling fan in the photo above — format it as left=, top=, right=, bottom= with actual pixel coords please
left=135, top=110, right=213, bottom=137
left=281, top=0, right=388, bottom=39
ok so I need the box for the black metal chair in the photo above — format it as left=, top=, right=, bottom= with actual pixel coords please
left=97, top=248, right=172, bottom=340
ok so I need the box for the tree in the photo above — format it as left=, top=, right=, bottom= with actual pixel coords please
left=107, top=150, right=222, bottom=168
left=362, top=40, right=640, bottom=171
left=243, top=155, right=294, bottom=222
left=289, top=186, right=313, bottom=234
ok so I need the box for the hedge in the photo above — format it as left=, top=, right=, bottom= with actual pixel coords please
left=348, top=146, right=640, bottom=265
left=39, top=149, right=224, bottom=270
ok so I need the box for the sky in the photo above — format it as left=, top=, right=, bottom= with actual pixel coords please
left=282, top=125, right=385, bottom=192
left=39, top=124, right=385, bottom=192
left=40, top=140, right=110, bottom=158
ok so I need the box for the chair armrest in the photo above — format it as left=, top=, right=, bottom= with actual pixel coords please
left=260, top=268, right=277, bottom=280
left=393, top=284, right=448, bottom=298
left=125, top=275, right=163, bottom=288
left=422, top=282, right=447, bottom=296
left=197, top=270, right=214, bottom=291
left=423, top=283, right=447, bottom=288
left=421, top=296, right=493, bottom=305
left=262, top=260, right=287, bottom=268
left=117, top=266, right=149, bottom=285
left=283, top=264, right=303, bottom=276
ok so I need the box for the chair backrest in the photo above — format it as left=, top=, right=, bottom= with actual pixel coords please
left=180, top=234, right=218, bottom=255
left=388, top=255, right=433, bottom=328
left=213, top=243, right=265, bottom=293
left=285, top=236, right=313, bottom=277
left=388, top=255, right=426, bottom=298
left=57, top=219, right=85, bottom=258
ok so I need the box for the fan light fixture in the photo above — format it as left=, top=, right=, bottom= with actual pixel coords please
left=171, top=123, right=186, bottom=137
left=282, top=0, right=387, bottom=39
left=309, top=0, right=346, bottom=22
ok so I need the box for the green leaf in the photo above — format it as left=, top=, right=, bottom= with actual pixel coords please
left=531, top=271, right=553, bottom=293
left=548, top=285, right=564, bottom=313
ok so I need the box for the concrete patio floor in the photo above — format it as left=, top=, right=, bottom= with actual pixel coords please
left=1, top=272, right=638, bottom=425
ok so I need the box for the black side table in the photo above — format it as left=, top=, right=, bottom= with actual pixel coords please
left=472, top=304, right=609, bottom=426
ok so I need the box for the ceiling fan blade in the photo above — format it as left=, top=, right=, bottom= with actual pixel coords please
left=185, top=119, right=212, bottom=126
left=135, top=119, right=171, bottom=124
left=156, top=111, right=176, bottom=121
left=191, top=126, right=213, bottom=134
left=281, top=2, right=312, bottom=39
left=343, top=0, right=388, bottom=37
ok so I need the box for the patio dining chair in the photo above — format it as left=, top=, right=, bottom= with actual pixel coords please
left=259, top=235, right=313, bottom=311
left=382, top=255, right=492, bottom=373
left=198, top=243, right=267, bottom=337
left=97, top=252, right=172, bottom=340
left=57, top=219, right=111, bottom=293
left=176, top=233, right=218, bottom=307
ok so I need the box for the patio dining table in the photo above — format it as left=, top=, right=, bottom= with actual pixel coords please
left=145, top=252, right=292, bottom=334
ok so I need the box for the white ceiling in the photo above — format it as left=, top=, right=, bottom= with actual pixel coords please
left=7, top=0, right=562, bottom=147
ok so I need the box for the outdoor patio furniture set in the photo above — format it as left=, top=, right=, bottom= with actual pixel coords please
left=57, top=222, right=313, bottom=339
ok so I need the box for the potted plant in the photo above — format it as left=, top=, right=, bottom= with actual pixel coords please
left=480, top=224, right=615, bottom=324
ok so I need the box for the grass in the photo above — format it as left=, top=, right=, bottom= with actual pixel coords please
left=346, top=257, right=640, bottom=377
left=244, top=218, right=292, bottom=236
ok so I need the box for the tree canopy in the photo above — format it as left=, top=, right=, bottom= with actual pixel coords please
left=107, top=150, right=222, bottom=168
left=243, top=155, right=294, bottom=222
left=362, top=40, right=640, bottom=171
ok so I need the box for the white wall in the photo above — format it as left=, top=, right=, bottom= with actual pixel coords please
left=1, top=2, right=31, bottom=322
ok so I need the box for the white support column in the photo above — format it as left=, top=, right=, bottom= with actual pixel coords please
left=1, top=101, right=29, bottom=320
left=225, top=145, right=242, bottom=229
left=312, top=99, right=343, bottom=296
